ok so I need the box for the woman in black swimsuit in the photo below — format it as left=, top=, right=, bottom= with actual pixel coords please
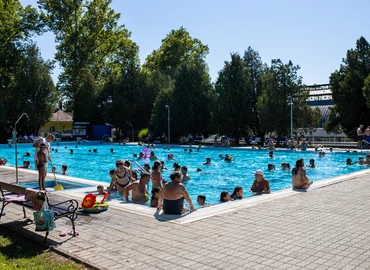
left=157, top=171, right=195, bottom=214
left=110, top=160, right=132, bottom=195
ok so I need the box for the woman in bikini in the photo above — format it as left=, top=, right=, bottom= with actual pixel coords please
left=151, top=161, right=162, bottom=191
left=109, top=160, right=132, bottom=196
left=37, top=144, right=47, bottom=190
left=292, top=158, right=313, bottom=189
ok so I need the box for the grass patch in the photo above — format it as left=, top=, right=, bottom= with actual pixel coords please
left=0, top=225, right=90, bottom=269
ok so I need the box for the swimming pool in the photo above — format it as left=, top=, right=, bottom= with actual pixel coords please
left=1, top=142, right=369, bottom=205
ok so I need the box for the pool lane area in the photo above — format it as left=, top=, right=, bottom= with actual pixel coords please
left=1, top=164, right=369, bottom=224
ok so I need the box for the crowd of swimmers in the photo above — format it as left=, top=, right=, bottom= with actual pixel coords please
left=4, top=135, right=370, bottom=215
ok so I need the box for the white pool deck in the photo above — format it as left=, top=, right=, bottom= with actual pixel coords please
left=1, top=159, right=370, bottom=269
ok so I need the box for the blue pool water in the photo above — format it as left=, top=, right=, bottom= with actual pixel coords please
left=1, top=142, right=369, bottom=205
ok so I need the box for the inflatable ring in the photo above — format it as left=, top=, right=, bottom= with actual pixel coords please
left=82, top=202, right=109, bottom=213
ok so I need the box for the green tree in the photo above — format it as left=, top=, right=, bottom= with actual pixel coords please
left=0, top=0, right=44, bottom=125
left=143, top=27, right=209, bottom=78
left=214, top=53, right=250, bottom=138
left=170, top=59, right=214, bottom=140
left=327, top=36, right=370, bottom=139
left=257, top=59, right=319, bottom=137
left=73, top=71, right=99, bottom=123
left=39, top=0, right=137, bottom=109
left=8, top=45, right=56, bottom=132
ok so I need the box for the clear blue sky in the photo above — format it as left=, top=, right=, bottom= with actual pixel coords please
left=21, top=0, right=370, bottom=85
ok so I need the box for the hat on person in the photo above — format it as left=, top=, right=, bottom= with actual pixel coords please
left=254, top=169, right=264, bottom=176
left=39, top=143, right=46, bottom=148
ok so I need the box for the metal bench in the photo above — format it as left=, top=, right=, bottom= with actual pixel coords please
left=0, top=181, right=79, bottom=242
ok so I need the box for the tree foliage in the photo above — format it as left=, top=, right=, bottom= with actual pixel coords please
left=214, top=53, right=251, bottom=137
left=38, top=0, right=137, bottom=108
left=144, top=27, right=209, bottom=77
left=327, top=36, right=370, bottom=139
left=8, top=45, right=56, bottom=132
left=257, top=59, right=320, bottom=137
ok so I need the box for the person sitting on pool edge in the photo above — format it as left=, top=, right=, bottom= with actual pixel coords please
left=124, top=172, right=150, bottom=203
left=292, top=158, right=313, bottom=190
left=250, top=169, right=270, bottom=195
left=157, top=171, right=195, bottom=214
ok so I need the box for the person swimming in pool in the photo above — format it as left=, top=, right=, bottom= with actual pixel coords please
left=292, top=159, right=313, bottom=190
left=250, top=169, right=270, bottom=195
left=181, top=166, right=190, bottom=182
left=157, top=171, right=195, bottom=214
left=124, top=172, right=150, bottom=203
left=219, top=191, right=232, bottom=202
left=203, top=157, right=212, bottom=165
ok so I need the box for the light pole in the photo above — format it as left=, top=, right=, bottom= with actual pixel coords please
left=165, top=105, right=170, bottom=144
left=288, top=96, right=293, bottom=139
left=14, top=113, right=30, bottom=184
left=129, top=122, right=134, bottom=142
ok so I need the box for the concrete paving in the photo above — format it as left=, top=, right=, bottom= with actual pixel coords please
left=1, top=166, right=370, bottom=270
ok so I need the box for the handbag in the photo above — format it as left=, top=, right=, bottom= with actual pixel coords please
left=33, top=200, right=56, bottom=232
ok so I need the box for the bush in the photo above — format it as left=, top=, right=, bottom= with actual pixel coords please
left=138, top=128, right=149, bottom=141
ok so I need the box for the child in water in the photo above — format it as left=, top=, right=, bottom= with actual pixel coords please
left=151, top=187, right=160, bottom=208
left=230, top=186, right=243, bottom=200
left=220, top=191, right=232, bottom=202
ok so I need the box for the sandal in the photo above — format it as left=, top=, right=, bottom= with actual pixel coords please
left=68, top=230, right=79, bottom=236
left=59, top=230, right=67, bottom=236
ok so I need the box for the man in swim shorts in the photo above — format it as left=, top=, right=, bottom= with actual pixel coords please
left=124, top=172, right=150, bottom=203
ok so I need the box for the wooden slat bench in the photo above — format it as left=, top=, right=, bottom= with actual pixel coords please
left=0, top=181, right=79, bottom=242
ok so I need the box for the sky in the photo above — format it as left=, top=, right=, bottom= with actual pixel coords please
left=20, top=0, right=370, bottom=85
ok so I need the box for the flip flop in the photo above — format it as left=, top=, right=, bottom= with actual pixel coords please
left=68, top=230, right=79, bottom=236
left=59, top=230, right=67, bottom=236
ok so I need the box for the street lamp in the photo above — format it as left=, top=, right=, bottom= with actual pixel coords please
left=129, top=122, right=134, bottom=142
left=287, top=96, right=293, bottom=139
left=165, top=105, right=170, bottom=144
left=14, top=113, right=30, bottom=184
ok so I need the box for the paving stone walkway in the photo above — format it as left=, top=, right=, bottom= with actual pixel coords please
left=1, top=167, right=370, bottom=270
